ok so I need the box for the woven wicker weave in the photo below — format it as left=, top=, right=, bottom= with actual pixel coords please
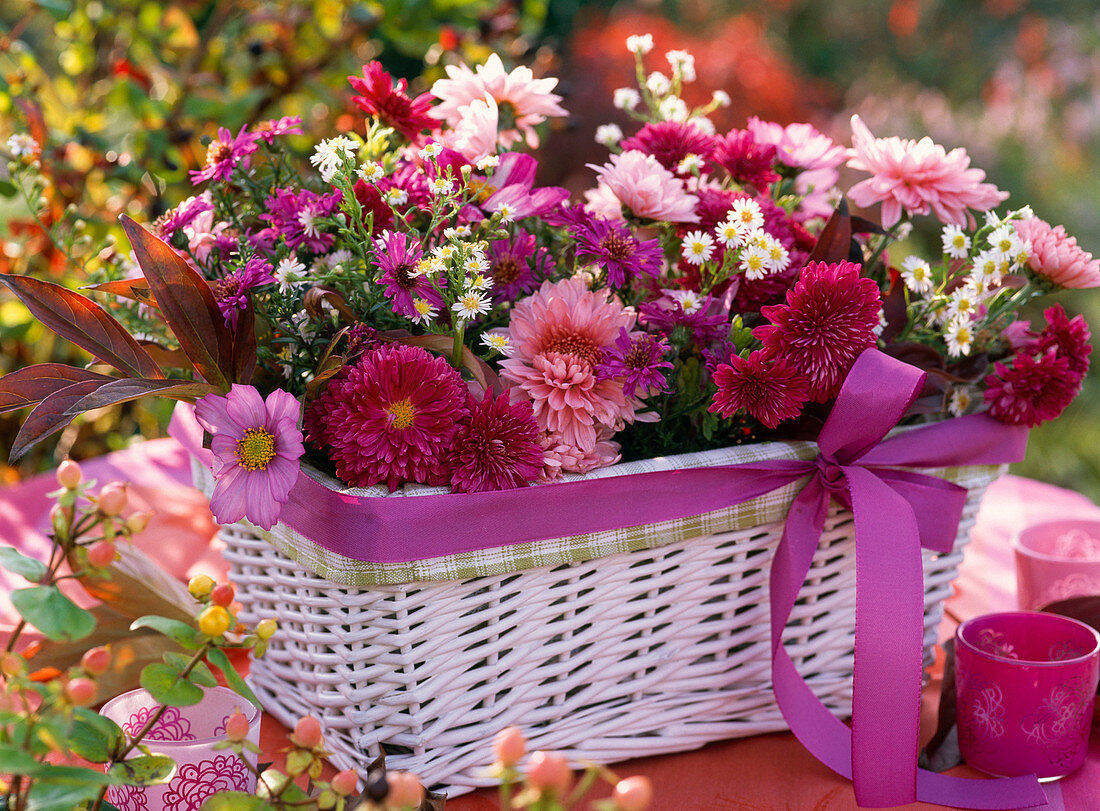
left=199, top=443, right=1000, bottom=797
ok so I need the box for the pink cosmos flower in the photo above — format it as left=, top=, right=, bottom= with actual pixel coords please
left=212, top=255, right=275, bottom=329
left=846, top=115, right=1008, bottom=229
left=431, top=54, right=567, bottom=149
left=588, top=150, right=698, bottom=223
left=1014, top=216, right=1100, bottom=289
left=348, top=62, right=437, bottom=141
left=251, top=116, right=304, bottom=144
left=747, top=118, right=846, bottom=220
left=189, top=126, right=259, bottom=185
left=446, top=389, right=543, bottom=493
left=710, top=350, right=810, bottom=429
left=194, top=385, right=304, bottom=531
left=500, top=277, right=638, bottom=457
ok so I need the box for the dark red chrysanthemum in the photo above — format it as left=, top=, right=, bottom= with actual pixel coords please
left=620, top=121, right=716, bottom=177
left=446, top=389, right=544, bottom=493
left=348, top=62, right=437, bottom=141
left=755, top=261, right=882, bottom=403
left=711, top=129, right=780, bottom=191
left=1036, top=303, right=1092, bottom=380
left=984, top=351, right=1078, bottom=427
left=709, top=350, right=810, bottom=429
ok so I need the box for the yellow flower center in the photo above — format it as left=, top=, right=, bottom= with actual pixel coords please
left=236, top=428, right=276, bottom=471
left=387, top=398, right=416, bottom=430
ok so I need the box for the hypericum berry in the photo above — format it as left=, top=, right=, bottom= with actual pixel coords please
left=86, top=540, right=117, bottom=568
left=256, top=619, right=277, bottom=640
left=198, top=605, right=231, bottom=637
left=225, top=709, right=251, bottom=742
left=526, top=751, right=571, bottom=794
left=49, top=503, right=70, bottom=536
left=316, top=789, right=337, bottom=809
left=80, top=646, right=111, bottom=676
left=188, top=574, right=215, bottom=599
left=65, top=677, right=97, bottom=707
left=210, top=583, right=235, bottom=607
left=612, top=775, right=654, bottom=811
left=97, top=483, right=128, bottom=516
left=56, top=459, right=82, bottom=489
left=290, top=715, right=324, bottom=749
left=0, top=652, right=25, bottom=677
left=331, top=769, right=358, bottom=796
left=126, top=512, right=151, bottom=534
left=493, top=726, right=526, bottom=767
left=385, top=772, right=424, bottom=808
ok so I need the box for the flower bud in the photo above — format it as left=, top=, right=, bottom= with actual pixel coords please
left=526, top=751, right=571, bottom=795
left=126, top=512, right=151, bottom=534
left=331, top=769, right=358, bottom=796
left=493, top=726, right=526, bottom=767
left=65, top=677, right=97, bottom=707
left=256, top=618, right=277, bottom=640
left=49, top=503, right=70, bottom=538
left=225, top=709, right=251, bottom=742
left=316, top=789, right=337, bottom=809
left=385, top=771, right=424, bottom=808
left=86, top=540, right=117, bottom=568
left=290, top=715, right=324, bottom=749
left=188, top=574, right=215, bottom=599
left=284, top=749, right=313, bottom=777
left=210, top=583, right=235, bottom=607
left=197, top=605, right=231, bottom=637
left=80, top=646, right=111, bottom=676
left=1, top=652, right=25, bottom=677
left=612, top=776, right=653, bottom=811
left=56, top=459, right=82, bottom=489
left=97, top=482, right=128, bottom=516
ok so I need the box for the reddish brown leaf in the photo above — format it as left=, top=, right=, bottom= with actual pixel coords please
left=138, top=341, right=193, bottom=370
left=0, top=274, right=164, bottom=379
left=0, top=364, right=114, bottom=414
left=66, top=378, right=218, bottom=414
left=84, top=277, right=158, bottom=307
left=303, top=286, right=357, bottom=323
left=232, top=299, right=257, bottom=385
left=8, top=379, right=110, bottom=461
left=120, top=215, right=232, bottom=391
left=807, top=197, right=853, bottom=266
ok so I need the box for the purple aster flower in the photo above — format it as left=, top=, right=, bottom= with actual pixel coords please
left=597, top=327, right=673, bottom=397
left=194, top=385, right=305, bottom=530
left=154, top=193, right=213, bottom=241
left=189, top=125, right=259, bottom=185
left=639, top=289, right=730, bottom=346
left=212, top=255, right=275, bottom=329
left=257, top=187, right=342, bottom=253
left=252, top=115, right=303, bottom=144
left=488, top=230, right=541, bottom=303
left=374, top=231, right=443, bottom=319
left=573, top=213, right=663, bottom=289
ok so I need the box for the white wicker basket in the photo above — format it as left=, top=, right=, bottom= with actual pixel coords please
left=195, top=440, right=1000, bottom=797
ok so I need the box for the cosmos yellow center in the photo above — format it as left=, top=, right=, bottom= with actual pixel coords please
left=236, top=428, right=276, bottom=471
left=387, top=398, right=416, bottom=430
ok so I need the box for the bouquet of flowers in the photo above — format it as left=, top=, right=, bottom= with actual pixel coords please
left=4, top=34, right=1099, bottom=534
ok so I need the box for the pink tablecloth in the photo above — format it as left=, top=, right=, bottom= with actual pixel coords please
left=2, top=441, right=1099, bottom=809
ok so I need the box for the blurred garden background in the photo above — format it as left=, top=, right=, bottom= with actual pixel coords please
left=3, top=0, right=1100, bottom=498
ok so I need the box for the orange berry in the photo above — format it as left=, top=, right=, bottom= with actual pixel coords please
left=331, top=769, right=358, bottom=796
left=86, top=540, right=117, bottom=568
left=56, top=460, right=82, bottom=489
left=224, top=709, right=251, bottom=742
left=290, top=715, right=323, bottom=749
left=80, top=646, right=111, bottom=676
left=493, top=726, right=526, bottom=767
left=385, top=771, right=424, bottom=808
left=210, top=583, right=235, bottom=607
left=526, top=751, right=571, bottom=795
left=612, top=776, right=653, bottom=811
left=198, top=605, right=231, bottom=637
left=97, top=483, right=128, bottom=516
left=65, top=677, right=97, bottom=707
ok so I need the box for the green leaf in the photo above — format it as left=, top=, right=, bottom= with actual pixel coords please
left=31, top=0, right=74, bottom=20
left=201, top=793, right=276, bottom=810
left=69, top=709, right=124, bottom=764
left=205, top=647, right=259, bottom=707
left=10, top=586, right=95, bottom=642
left=23, top=765, right=110, bottom=811
left=107, top=754, right=176, bottom=786
left=0, top=547, right=47, bottom=582
left=130, top=615, right=202, bottom=650
left=0, top=179, right=17, bottom=197
left=163, top=651, right=217, bottom=687
left=139, top=663, right=204, bottom=706
left=0, top=743, right=46, bottom=776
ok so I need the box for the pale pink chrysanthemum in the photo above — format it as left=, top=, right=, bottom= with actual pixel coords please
left=538, top=426, right=621, bottom=482
left=747, top=118, right=846, bottom=220
left=1013, top=216, right=1100, bottom=289
left=846, top=115, right=1008, bottom=229
left=500, top=277, right=637, bottom=456
left=430, top=53, right=567, bottom=149
left=588, top=150, right=699, bottom=223
left=447, top=95, right=501, bottom=163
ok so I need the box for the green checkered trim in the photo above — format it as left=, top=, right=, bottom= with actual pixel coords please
left=194, top=443, right=1002, bottom=587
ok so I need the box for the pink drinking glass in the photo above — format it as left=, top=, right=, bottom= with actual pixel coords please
left=1015, top=518, right=1100, bottom=610
left=955, top=611, right=1100, bottom=780
left=100, top=685, right=261, bottom=811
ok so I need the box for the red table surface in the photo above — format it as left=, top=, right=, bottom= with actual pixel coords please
left=2, top=439, right=1099, bottom=810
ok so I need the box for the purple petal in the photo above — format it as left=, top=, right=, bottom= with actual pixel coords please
left=523, top=186, right=570, bottom=217
left=208, top=465, right=248, bottom=525
left=264, top=389, right=302, bottom=432
left=490, top=152, right=536, bottom=190
left=194, top=393, right=232, bottom=435
left=209, top=435, right=239, bottom=476
left=243, top=471, right=279, bottom=530
left=225, top=384, right=267, bottom=429
left=265, top=455, right=300, bottom=500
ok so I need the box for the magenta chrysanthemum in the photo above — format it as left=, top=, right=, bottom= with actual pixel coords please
left=257, top=187, right=342, bottom=253
left=194, top=385, right=304, bottom=531
left=488, top=230, right=543, bottom=303
left=373, top=231, right=442, bottom=318
left=212, top=255, right=275, bottom=329
left=984, top=351, right=1077, bottom=427
left=1035, top=304, right=1091, bottom=379
left=349, top=61, right=437, bottom=141
left=251, top=115, right=303, bottom=144
left=1014, top=216, right=1100, bottom=289
left=305, top=344, right=468, bottom=489
left=572, top=212, right=663, bottom=289
left=189, top=126, right=259, bottom=185
left=620, top=121, right=716, bottom=177
left=709, top=350, right=810, bottom=429
left=597, top=327, right=673, bottom=398
left=445, top=389, right=543, bottom=493
left=756, top=260, right=882, bottom=402
left=711, top=129, right=780, bottom=191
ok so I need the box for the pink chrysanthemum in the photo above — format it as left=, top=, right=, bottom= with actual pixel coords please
left=747, top=118, right=846, bottom=219
left=539, top=426, right=621, bottom=482
left=349, top=62, right=437, bottom=141
left=257, top=187, right=342, bottom=253
left=251, top=115, right=303, bottom=144
left=305, top=344, right=468, bottom=490
left=1035, top=304, right=1091, bottom=379
left=373, top=231, right=442, bottom=318
left=847, top=115, right=1008, bottom=229
left=446, top=389, right=543, bottom=493
left=984, top=351, right=1078, bottom=428
left=711, top=129, right=780, bottom=191
left=597, top=327, right=673, bottom=398
left=500, top=277, right=637, bottom=454
left=194, top=385, right=304, bottom=531
left=1014, top=216, right=1100, bottom=289
left=212, top=255, right=275, bottom=329
left=756, top=260, right=882, bottom=403
left=430, top=54, right=567, bottom=149
left=189, top=126, right=259, bottom=185
left=588, top=150, right=699, bottom=223
left=710, top=350, right=810, bottom=429
left=620, top=121, right=716, bottom=177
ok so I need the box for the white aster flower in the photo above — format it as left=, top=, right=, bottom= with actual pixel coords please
left=493, top=201, right=515, bottom=223
left=6, top=133, right=39, bottom=158
left=987, top=225, right=1021, bottom=262
left=715, top=219, right=743, bottom=249
left=984, top=210, right=1003, bottom=228
left=739, top=244, right=769, bottom=280
left=464, top=254, right=490, bottom=274
left=310, top=136, right=357, bottom=182
left=971, top=249, right=1005, bottom=284
left=947, top=288, right=979, bottom=320
left=667, top=288, right=702, bottom=314
left=325, top=249, right=353, bottom=269
left=941, top=224, right=971, bottom=259
left=297, top=209, right=320, bottom=239
left=357, top=161, right=385, bottom=183
left=385, top=188, right=409, bottom=207
left=595, top=123, right=624, bottom=148
left=411, top=298, right=437, bottom=326
left=873, top=309, right=887, bottom=338
left=1013, top=205, right=1034, bottom=220
left=729, top=198, right=764, bottom=234
left=677, top=153, right=703, bottom=174
left=274, top=256, right=305, bottom=293
left=646, top=71, right=671, bottom=96
left=613, top=87, right=641, bottom=111
left=430, top=177, right=454, bottom=196
left=948, top=386, right=973, bottom=417
left=681, top=231, right=714, bottom=266
left=1013, top=240, right=1032, bottom=270
left=466, top=271, right=493, bottom=291
left=434, top=244, right=458, bottom=262
left=658, top=96, right=688, bottom=122
left=418, top=142, right=443, bottom=160
left=665, top=50, right=696, bottom=82
left=900, top=256, right=935, bottom=295
left=711, top=90, right=731, bottom=108
left=626, top=34, right=654, bottom=55
left=762, top=235, right=790, bottom=273
left=452, top=291, right=491, bottom=321
left=945, top=318, right=974, bottom=358
left=475, top=154, right=500, bottom=171
left=690, top=116, right=716, bottom=135
left=480, top=332, right=513, bottom=355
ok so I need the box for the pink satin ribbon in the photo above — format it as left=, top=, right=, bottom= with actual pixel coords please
left=171, top=349, right=1048, bottom=808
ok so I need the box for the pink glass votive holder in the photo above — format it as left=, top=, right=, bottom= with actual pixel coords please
left=955, top=611, right=1100, bottom=780
left=1015, top=518, right=1100, bottom=610
left=100, top=685, right=261, bottom=811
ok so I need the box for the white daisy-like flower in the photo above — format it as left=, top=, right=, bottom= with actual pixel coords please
left=325, top=249, right=354, bottom=269
left=987, top=225, right=1021, bottom=262
left=626, top=34, right=654, bottom=55
left=430, top=177, right=454, bottom=196
left=274, top=256, right=305, bottom=293
left=385, top=188, right=409, bottom=207
left=6, top=133, right=39, bottom=158
left=434, top=244, right=458, bottom=262
left=762, top=235, right=790, bottom=273
left=873, top=309, right=887, bottom=338
left=739, top=244, right=769, bottom=280
left=613, top=87, right=641, bottom=111
left=900, top=256, right=935, bottom=295
left=464, top=254, right=490, bottom=275
left=665, top=50, right=696, bottom=82
left=1013, top=205, right=1034, bottom=220
left=947, top=288, right=979, bottom=321
left=595, top=123, right=624, bottom=148
left=475, top=154, right=500, bottom=171
left=480, top=332, right=513, bottom=355
left=1013, top=239, right=1032, bottom=269
left=310, top=136, right=357, bottom=182
left=667, top=288, right=702, bottom=314
left=297, top=209, right=320, bottom=239
left=411, top=298, right=437, bottom=326
left=357, top=161, right=385, bottom=183
left=493, top=201, right=515, bottom=223
left=681, top=231, right=714, bottom=266
left=465, top=240, right=488, bottom=261
left=711, top=90, right=731, bottom=108
left=658, top=96, right=688, bottom=122
left=729, top=198, right=764, bottom=234
left=418, top=142, right=443, bottom=160
left=984, top=210, right=1003, bottom=228
left=948, top=386, right=973, bottom=417
left=291, top=310, right=312, bottom=338
left=941, top=224, right=971, bottom=259
left=945, top=318, right=974, bottom=358
left=646, top=71, right=671, bottom=96
left=677, top=153, right=703, bottom=174
left=466, top=271, right=493, bottom=291
left=971, top=250, right=1006, bottom=284
left=690, top=116, right=716, bottom=135
left=452, top=291, right=491, bottom=321
left=715, top=219, right=744, bottom=249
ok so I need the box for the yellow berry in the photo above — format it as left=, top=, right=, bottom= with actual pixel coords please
left=198, top=605, right=231, bottom=637
left=188, top=574, right=215, bottom=599
left=256, top=619, right=277, bottom=640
